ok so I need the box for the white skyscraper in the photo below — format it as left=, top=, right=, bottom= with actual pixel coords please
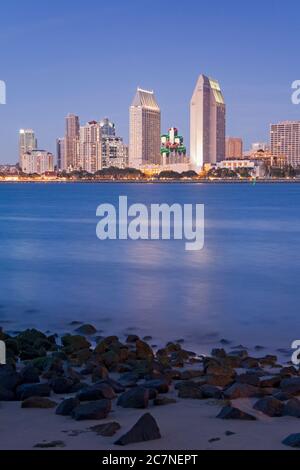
left=190, top=75, right=226, bottom=169
left=79, top=121, right=102, bottom=173
left=19, top=129, right=37, bottom=169
left=129, top=88, right=161, bottom=168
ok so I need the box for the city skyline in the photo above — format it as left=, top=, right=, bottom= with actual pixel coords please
left=1, top=0, right=300, bottom=164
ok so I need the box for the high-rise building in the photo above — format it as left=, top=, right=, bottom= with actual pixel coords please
left=56, top=138, right=65, bottom=170
left=270, top=121, right=300, bottom=167
left=251, top=142, right=269, bottom=152
left=64, top=114, right=80, bottom=170
left=100, top=118, right=116, bottom=137
left=226, top=137, right=243, bottom=159
left=22, top=150, right=54, bottom=174
left=129, top=88, right=161, bottom=168
left=190, top=74, right=226, bottom=169
left=79, top=121, right=102, bottom=173
left=161, top=128, right=187, bottom=165
left=19, top=129, right=37, bottom=167
left=102, top=137, right=128, bottom=169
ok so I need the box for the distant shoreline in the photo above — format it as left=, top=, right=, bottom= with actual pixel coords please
left=1, top=178, right=300, bottom=184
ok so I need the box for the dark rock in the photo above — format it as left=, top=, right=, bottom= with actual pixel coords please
left=259, top=375, right=281, bottom=388
left=177, top=381, right=203, bottom=399
left=119, top=372, right=139, bottom=388
left=16, top=383, right=51, bottom=400
left=77, top=383, right=116, bottom=401
left=115, top=413, right=161, bottom=446
left=282, top=434, right=300, bottom=448
left=22, top=397, right=57, bottom=409
left=272, top=391, right=293, bottom=402
left=0, top=386, right=15, bottom=401
left=34, top=441, right=66, bottom=449
left=217, top=406, right=256, bottom=421
left=208, top=438, right=221, bottom=443
left=89, top=422, right=121, bottom=437
left=280, top=377, right=300, bottom=395
left=200, top=385, right=223, bottom=399
left=117, top=387, right=149, bottom=409
left=283, top=398, right=300, bottom=417
left=19, top=366, right=40, bottom=385
left=136, top=340, right=154, bottom=360
left=180, top=370, right=204, bottom=380
left=154, top=397, right=177, bottom=406
left=0, top=365, right=20, bottom=391
left=91, top=366, right=109, bottom=382
left=224, top=383, right=260, bottom=399
left=205, top=375, right=234, bottom=388
left=61, top=335, right=91, bottom=353
left=225, top=431, right=236, bottom=436
left=241, top=357, right=259, bottom=369
left=126, top=335, right=140, bottom=343
left=99, top=378, right=125, bottom=394
left=220, top=339, right=231, bottom=345
left=143, top=336, right=153, bottom=342
left=56, top=397, right=80, bottom=416
left=143, top=379, right=169, bottom=394
left=259, top=355, right=278, bottom=366
left=51, top=377, right=74, bottom=394
left=75, top=324, right=97, bottom=336
left=211, top=349, right=227, bottom=359
left=94, top=336, right=120, bottom=354
left=253, top=397, right=284, bottom=417
left=236, top=373, right=260, bottom=387
left=72, top=400, right=111, bottom=421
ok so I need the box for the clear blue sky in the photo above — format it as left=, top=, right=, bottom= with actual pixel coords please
left=1, top=0, right=300, bottom=163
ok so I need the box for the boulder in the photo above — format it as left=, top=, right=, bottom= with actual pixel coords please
left=154, top=397, right=177, bottom=406
left=61, top=335, right=91, bottom=353
left=136, top=340, right=154, bottom=360
left=51, top=377, right=74, bottom=394
left=75, top=324, right=97, bottom=336
left=115, top=413, right=161, bottom=446
left=200, top=385, right=223, bottom=399
left=77, top=383, right=116, bottom=401
left=22, top=397, right=57, bottom=409
left=280, top=377, right=300, bottom=395
left=19, top=366, right=40, bottom=385
left=117, top=387, right=149, bottom=409
left=253, top=397, right=284, bottom=417
left=72, top=400, right=111, bottom=421
left=0, top=365, right=20, bottom=391
left=283, top=398, right=300, bottom=418
left=16, top=383, right=51, bottom=400
left=217, top=406, right=256, bottom=421
left=89, top=422, right=121, bottom=437
left=177, top=381, right=203, bottom=399
left=224, top=383, right=260, bottom=399
left=143, top=379, right=169, bottom=394
left=282, top=434, right=300, bottom=448
left=56, top=397, right=80, bottom=416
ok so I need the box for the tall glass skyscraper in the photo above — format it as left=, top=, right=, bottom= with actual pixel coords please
left=129, top=88, right=161, bottom=168
left=64, top=114, right=80, bottom=170
left=99, top=118, right=116, bottom=137
left=190, top=75, right=226, bottom=169
left=19, top=129, right=37, bottom=169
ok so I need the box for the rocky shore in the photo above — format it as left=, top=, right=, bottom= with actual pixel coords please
left=0, top=325, right=300, bottom=450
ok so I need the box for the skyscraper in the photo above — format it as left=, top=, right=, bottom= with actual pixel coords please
left=19, top=129, right=37, bottom=168
left=56, top=138, right=65, bottom=170
left=226, top=137, right=243, bottom=159
left=270, top=121, right=300, bottom=167
left=190, top=75, right=226, bottom=169
left=100, top=118, right=116, bottom=137
left=64, top=114, right=80, bottom=170
left=79, top=121, right=102, bottom=173
left=129, top=88, right=161, bottom=168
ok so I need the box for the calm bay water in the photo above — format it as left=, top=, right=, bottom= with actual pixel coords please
left=0, top=182, right=299, bottom=353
